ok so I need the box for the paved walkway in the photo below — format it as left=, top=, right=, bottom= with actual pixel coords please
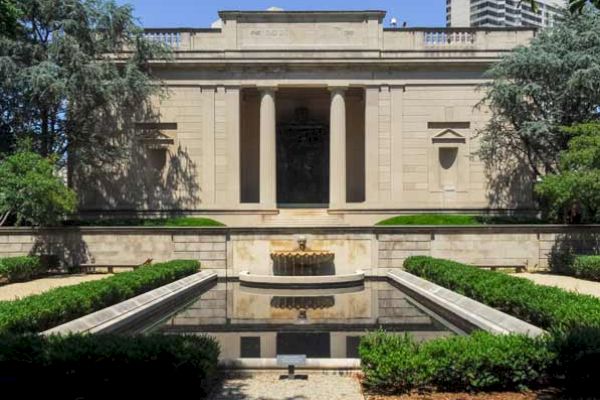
left=513, top=272, right=600, bottom=298
left=209, top=373, right=364, bottom=400
left=0, top=274, right=111, bottom=301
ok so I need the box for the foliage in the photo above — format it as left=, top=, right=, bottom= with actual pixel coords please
left=536, top=123, right=600, bottom=223
left=0, top=0, right=168, bottom=165
left=0, top=256, right=43, bottom=282
left=536, top=0, right=600, bottom=13
left=0, top=333, right=219, bottom=398
left=570, top=255, right=600, bottom=281
left=0, top=259, right=199, bottom=333
left=549, top=326, right=600, bottom=393
left=376, top=214, right=543, bottom=225
left=403, top=256, right=600, bottom=395
left=360, top=331, right=552, bottom=394
left=0, top=148, right=76, bottom=226
left=0, top=0, right=20, bottom=37
left=66, top=217, right=226, bottom=227
left=404, top=256, right=600, bottom=330
left=479, top=11, right=600, bottom=182
left=377, top=214, right=482, bottom=225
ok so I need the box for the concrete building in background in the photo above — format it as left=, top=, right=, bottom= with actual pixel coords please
left=447, top=0, right=566, bottom=27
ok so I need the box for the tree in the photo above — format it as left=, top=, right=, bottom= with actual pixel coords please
left=536, top=123, right=600, bottom=223
left=528, top=1, right=600, bottom=13
left=0, top=0, right=168, bottom=166
left=0, top=146, right=77, bottom=226
left=0, top=0, right=20, bottom=37
left=478, top=11, right=600, bottom=182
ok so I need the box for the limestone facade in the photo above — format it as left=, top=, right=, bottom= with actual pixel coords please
left=76, top=10, right=537, bottom=225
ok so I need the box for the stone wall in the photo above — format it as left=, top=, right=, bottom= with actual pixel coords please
left=0, top=229, right=227, bottom=272
left=1, top=226, right=599, bottom=275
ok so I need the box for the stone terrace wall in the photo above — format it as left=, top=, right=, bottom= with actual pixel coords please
left=1, top=226, right=599, bottom=275
left=0, top=228, right=227, bottom=273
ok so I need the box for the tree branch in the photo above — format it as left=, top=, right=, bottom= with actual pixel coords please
left=0, top=210, right=12, bottom=227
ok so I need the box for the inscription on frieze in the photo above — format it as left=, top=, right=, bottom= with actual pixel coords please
left=239, top=22, right=367, bottom=49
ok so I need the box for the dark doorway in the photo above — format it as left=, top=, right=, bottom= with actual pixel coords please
left=277, top=107, right=329, bottom=206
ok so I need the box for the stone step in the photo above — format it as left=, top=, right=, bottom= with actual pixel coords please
left=262, top=209, right=347, bottom=227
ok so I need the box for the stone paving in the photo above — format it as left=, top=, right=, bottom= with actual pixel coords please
left=513, top=272, right=600, bottom=298
left=0, top=274, right=111, bottom=301
left=208, top=372, right=364, bottom=400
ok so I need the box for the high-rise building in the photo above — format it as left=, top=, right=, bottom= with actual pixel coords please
left=447, top=0, right=566, bottom=27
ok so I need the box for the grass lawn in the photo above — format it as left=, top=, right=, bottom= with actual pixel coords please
left=376, top=214, right=543, bottom=226
left=66, top=217, right=225, bottom=227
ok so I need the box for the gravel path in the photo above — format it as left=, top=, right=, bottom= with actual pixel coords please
left=209, top=373, right=364, bottom=400
left=513, top=272, right=600, bottom=298
left=0, top=274, right=111, bottom=301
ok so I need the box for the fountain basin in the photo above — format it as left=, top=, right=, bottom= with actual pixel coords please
left=239, top=270, right=365, bottom=288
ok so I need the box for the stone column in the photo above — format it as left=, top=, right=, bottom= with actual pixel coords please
left=259, top=87, right=277, bottom=208
left=329, top=87, right=347, bottom=208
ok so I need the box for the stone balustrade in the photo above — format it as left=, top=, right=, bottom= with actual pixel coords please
left=141, top=27, right=535, bottom=54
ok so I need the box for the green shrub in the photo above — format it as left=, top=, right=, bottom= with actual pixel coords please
left=0, top=256, right=43, bottom=282
left=0, top=259, right=199, bottom=333
left=65, top=217, right=225, bottom=227
left=404, top=256, right=600, bottom=330
left=359, top=331, right=552, bottom=394
left=375, top=214, right=544, bottom=226
left=377, top=214, right=482, bottom=225
left=0, top=333, right=219, bottom=398
left=549, top=326, right=600, bottom=393
left=403, top=256, right=600, bottom=395
left=571, top=255, right=600, bottom=281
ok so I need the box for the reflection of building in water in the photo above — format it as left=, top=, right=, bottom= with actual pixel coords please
left=153, top=281, right=459, bottom=360
left=270, top=296, right=335, bottom=310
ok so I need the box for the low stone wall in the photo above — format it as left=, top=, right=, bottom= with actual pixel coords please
left=0, top=228, right=227, bottom=272
left=1, top=226, right=599, bottom=275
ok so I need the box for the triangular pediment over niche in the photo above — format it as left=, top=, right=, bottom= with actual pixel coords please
left=431, top=129, right=466, bottom=143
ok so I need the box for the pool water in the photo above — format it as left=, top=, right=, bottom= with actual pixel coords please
left=144, top=279, right=462, bottom=359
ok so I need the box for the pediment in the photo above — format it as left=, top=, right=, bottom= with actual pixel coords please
left=138, top=131, right=175, bottom=150
left=431, top=129, right=466, bottom=144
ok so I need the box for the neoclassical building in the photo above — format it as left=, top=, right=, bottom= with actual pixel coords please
left=78, top=10, right=535, bottom=226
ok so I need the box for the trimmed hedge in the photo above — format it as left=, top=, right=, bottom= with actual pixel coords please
left=65, top=217, right=225, bottom=227
left=403, top=256, right=600, bottom=394
left=0, top=256, right=43, bottom=283
left=571, top=255, right=600, bottom=282
left=0, top=333, right=219, bottom=398
left=0, top=259, right=199, bottom=334
left=360, top=331, right=552, bottom=393
left=404, top=256, right=600, bottom=330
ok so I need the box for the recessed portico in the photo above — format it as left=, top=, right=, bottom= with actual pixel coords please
left=240, top=86, right=365, bottom=209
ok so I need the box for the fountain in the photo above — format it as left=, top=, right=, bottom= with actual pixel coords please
left=239, top=236, right=365, bottom=288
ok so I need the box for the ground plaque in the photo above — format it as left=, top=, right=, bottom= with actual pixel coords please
left=277, top=354, right=307, bottom=380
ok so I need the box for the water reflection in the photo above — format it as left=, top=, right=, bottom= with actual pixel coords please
left=148, top=280, right=460, bottom=359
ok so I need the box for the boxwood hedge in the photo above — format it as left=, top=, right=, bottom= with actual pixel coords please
left=0, top=333, right=219, bottom=398
left=0, top=256, right=43, bottom=283
left=571, top=255, right=600, bottom=282
left=360, top=331, right=552, bottom=394
left=0, top=259, right=199, bottom=334
left=403, top=256, right=600, bottom=394
left=404, top=256, right=600, bottom=330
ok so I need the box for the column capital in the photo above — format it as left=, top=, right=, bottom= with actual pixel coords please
left=328, top=86, right=348, bottom=95
left=257, top=86, right=278, bottom=94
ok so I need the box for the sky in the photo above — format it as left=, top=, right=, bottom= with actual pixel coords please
left=115, top=0, right=446, bottom=28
